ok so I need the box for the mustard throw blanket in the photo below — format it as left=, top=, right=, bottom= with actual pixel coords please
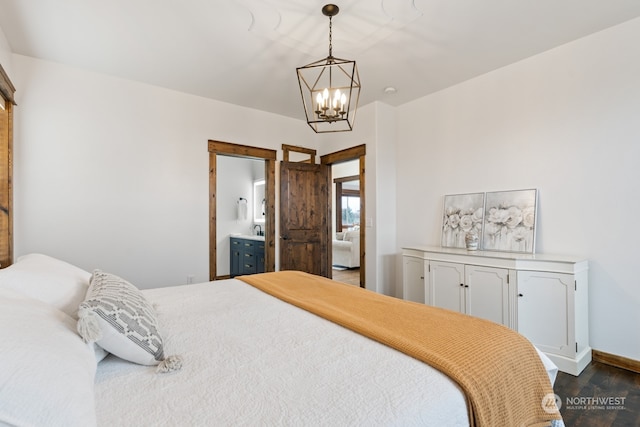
left=239, top=271, right=561, bottom=427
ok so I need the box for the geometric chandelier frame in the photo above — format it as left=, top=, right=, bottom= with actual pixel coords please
left=297, top=4, right=361, bottom=133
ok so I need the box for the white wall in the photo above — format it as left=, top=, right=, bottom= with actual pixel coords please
left=371, top=102, right=397, bottom=297
left=6, top=15, right=639, bottom=361
left=396, top=18, right=640, bottom=361
left=11, top=54, right=311, bottom=288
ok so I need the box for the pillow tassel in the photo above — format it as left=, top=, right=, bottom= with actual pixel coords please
left=76, top=306, right=102, bottom=343
left=156, top=355, right=183, bottom=374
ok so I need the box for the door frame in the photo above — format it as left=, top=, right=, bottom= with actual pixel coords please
left=208, top=140, right=277, bottom=280
left=0, top=64, right=15, bottom=268
left=320, top=144, right=366, bottom=288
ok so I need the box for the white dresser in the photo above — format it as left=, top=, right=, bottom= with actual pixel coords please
left=402, top=246, right=591, bottom=376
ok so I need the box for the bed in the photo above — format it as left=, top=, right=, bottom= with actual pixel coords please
left=0, top=254, right=564, bottom=427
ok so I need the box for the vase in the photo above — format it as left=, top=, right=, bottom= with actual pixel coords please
left=465, top=232, right=479, bottom=251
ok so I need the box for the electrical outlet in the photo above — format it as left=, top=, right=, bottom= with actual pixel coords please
left=187, top=275, right=195, bottom=284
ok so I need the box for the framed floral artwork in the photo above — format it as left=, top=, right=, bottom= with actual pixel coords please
left=441, top=193, right=485, bottom=249
left=482, top=189, right=538, bottom=253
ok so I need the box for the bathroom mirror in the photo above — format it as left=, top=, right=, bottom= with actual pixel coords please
left=253, top=179, right=265, bottom=223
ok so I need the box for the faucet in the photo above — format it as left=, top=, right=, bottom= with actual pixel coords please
left=253, top=224, right=263, bottom=236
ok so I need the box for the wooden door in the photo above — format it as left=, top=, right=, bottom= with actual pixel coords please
left=279, top=161, right=331, bottom=277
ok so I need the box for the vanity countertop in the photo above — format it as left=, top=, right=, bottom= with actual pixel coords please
left=231, top=234, right=265, bottom=241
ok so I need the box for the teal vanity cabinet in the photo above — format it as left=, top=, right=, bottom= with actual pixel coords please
left=230, top=236, right=265, bottom=277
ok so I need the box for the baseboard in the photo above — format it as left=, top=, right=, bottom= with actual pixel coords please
left=592, top=349, right=640, bottom=374
left=545, top=347, right=591, bottom=376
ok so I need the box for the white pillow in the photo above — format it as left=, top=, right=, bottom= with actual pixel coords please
left=78, top=270, right=181, bottom=372
left=0, top=253, right=91, bottom=318
left=0, top=288, right=98, bottom=427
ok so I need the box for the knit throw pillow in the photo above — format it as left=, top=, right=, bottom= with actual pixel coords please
left=77, top=270, right=181, bottom=373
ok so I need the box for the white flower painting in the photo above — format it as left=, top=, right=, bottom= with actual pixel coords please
left=441, top=193, right=485, bottom=249
left=482, top=189, right=537, bottom=253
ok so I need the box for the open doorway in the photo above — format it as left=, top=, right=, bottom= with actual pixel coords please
left=321, top=145, right=366, bottom=288
left=208, top=140, right=276, bottom=280
left=331, top=166, right=360, bottom=286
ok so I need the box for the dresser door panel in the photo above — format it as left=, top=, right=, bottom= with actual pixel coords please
left=465, top=266, right=509, bottom=326
left=517, top=271, right=574, bottom=358
left=430, top=261, right=465, bottom=313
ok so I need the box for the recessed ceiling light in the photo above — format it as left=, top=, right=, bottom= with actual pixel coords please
left=384, top=86, right=397, bottom=94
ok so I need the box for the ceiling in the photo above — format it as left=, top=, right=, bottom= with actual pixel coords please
left=2, top=0, right=640, bottom=121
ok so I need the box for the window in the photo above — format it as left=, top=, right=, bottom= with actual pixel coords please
left=334, top=175, right=360, bottom=232
left=341, top=192, right=360, bottom=229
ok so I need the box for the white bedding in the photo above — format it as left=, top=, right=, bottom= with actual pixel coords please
left=94, top=278, right=556, bottom=426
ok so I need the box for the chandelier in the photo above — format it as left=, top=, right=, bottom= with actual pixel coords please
left=297, top=4, right=361, bottom=133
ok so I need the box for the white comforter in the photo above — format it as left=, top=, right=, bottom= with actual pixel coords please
left=94, top=278, right=553, bottom=426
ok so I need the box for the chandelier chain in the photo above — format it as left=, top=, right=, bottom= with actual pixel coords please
left=328, top=16, right=333, bottom=58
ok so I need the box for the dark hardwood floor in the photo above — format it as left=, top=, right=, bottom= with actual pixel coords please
left=554, top=362, right=640, bottom=426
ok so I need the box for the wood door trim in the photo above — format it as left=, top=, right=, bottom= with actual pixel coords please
left=320, top=145, right=365, bottom=164
left=0, top=63, right=16, bottom=106
left=321, top=144, right=366, bottom=288
left=282, top=144, right=317, bottom=163
left=0, top=63, right=15, bottom=268
left=208, top=140, right=277, bottom=280
left=333, top=175, right=359, bottom=183
left=335, top=181, right=343, bottom=232
left=209, top=140, right=276, bottom=160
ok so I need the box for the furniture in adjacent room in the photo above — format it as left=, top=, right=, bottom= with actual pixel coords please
left=332, top=230, right=360, bottom=268
left=230, top=235, right=265, bottom=277
left=402, top=246, right=590, bottom=376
